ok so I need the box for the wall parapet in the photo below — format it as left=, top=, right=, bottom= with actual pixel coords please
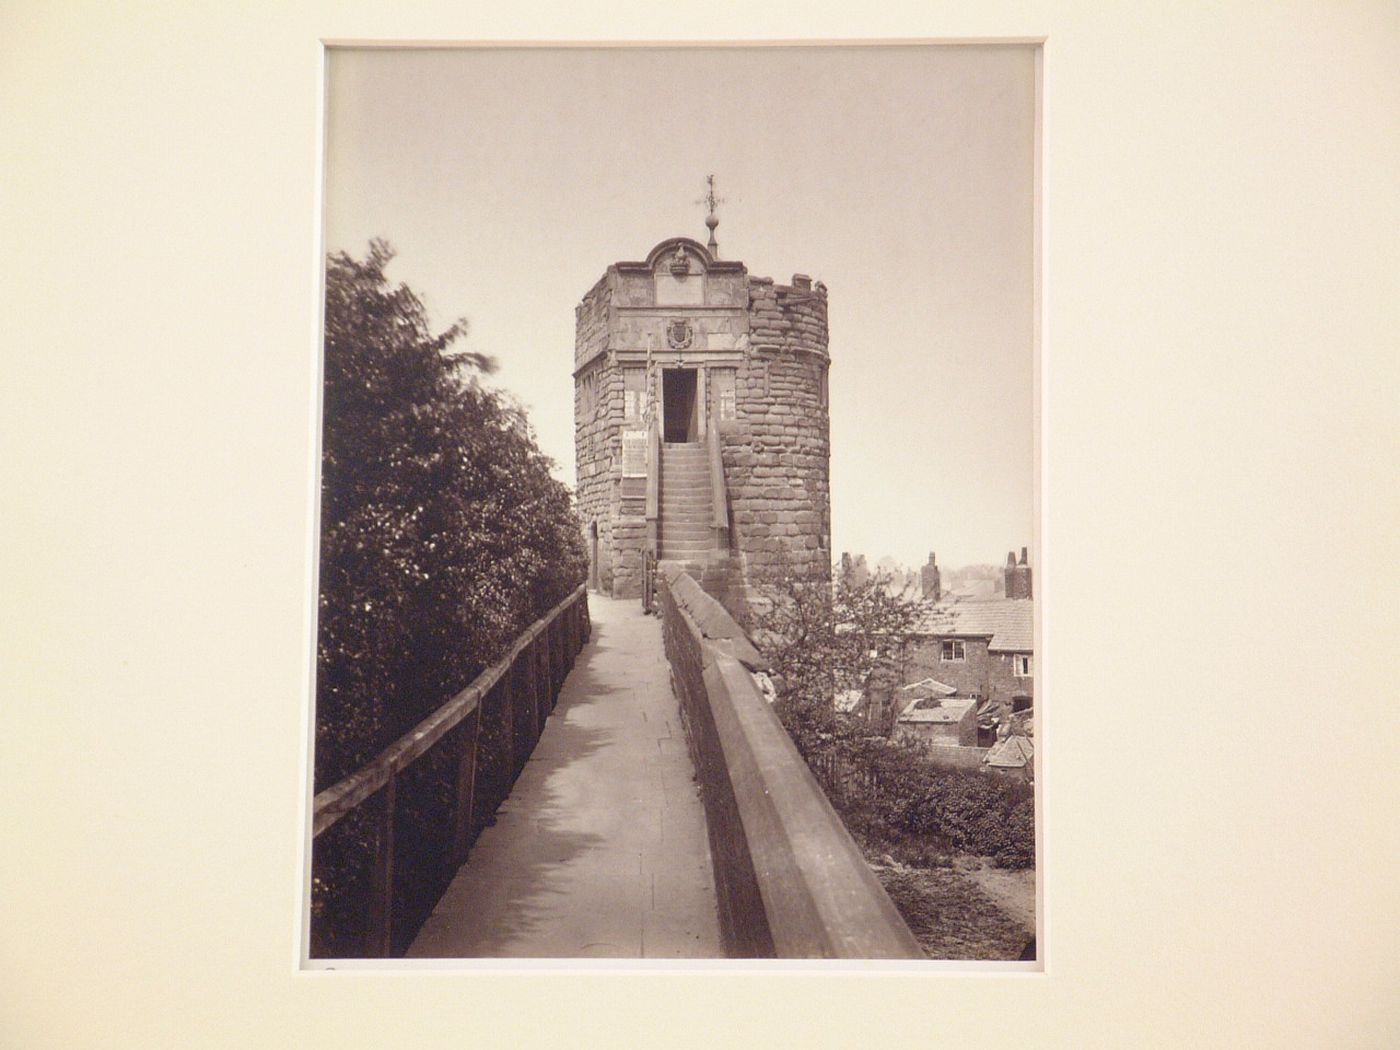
left=658, top=565, right=921, bottom=959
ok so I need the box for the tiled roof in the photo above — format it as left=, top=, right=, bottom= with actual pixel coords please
left=897, top=697, right=976, bottom=724
left=986, top=735, right=1034, bottom=768
left=900, top=677, right=959, bottom=699
left=911, top=597, right=1033, bottom=653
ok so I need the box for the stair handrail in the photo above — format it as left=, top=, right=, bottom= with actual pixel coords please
left=645, top=413, right=660, bottom=554
left=706, top=413, right=729, bottom=548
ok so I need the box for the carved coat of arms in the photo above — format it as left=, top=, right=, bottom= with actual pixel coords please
left=666, top=319, right=694, bottom=350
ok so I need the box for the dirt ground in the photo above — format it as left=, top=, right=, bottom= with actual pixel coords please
left=954, top=855, right=1036, bottom=935
left=869, top=856, right=1036, bottom=961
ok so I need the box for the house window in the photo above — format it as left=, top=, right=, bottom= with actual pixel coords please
left=940, top=639, right=965, bottom=662
left=623, top=367, right=645, bottom=422
left=1014, top=654, right=1032, bottom=677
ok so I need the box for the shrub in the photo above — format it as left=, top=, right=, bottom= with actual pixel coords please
left=314, top=240, right=587, bottom=791
left=775, top=684, right=1035, bottom=869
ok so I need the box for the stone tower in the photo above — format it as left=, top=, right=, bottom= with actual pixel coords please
left=574, top=234, right=832, bottom=617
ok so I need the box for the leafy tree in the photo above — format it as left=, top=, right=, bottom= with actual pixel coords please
left=315, top=240, right=587, bottom=790
left=751, top=556, right=921, bottom=741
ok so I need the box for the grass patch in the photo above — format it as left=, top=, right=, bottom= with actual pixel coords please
left=868, top=859, right=1033, bottom=961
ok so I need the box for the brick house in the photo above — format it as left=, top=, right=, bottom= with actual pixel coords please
left=904, top=551, right=1034, bottom=729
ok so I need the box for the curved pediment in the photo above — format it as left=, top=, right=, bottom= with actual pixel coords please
left=643, top=237, right=715, bottom=274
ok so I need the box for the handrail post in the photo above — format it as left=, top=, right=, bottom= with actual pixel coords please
left=540, top=624, right=555, bottom=731
left=645, top=415, right=660, bottom=556
left=367, top=773, right=396, bottom=956
left=517, top=635, right=538, bottom=770
left=707, top=417, right=730, bottom=552
left=450, top=705, right=482, bottom=866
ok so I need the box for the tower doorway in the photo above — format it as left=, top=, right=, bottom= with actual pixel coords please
left=662, top=368, right=700, bottom=443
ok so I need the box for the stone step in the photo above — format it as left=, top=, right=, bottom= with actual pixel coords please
left=660, top=543, right=716, bottom=560
left=661, top=495, right=712, bottom=506
left=659, top=560, right=707, bottom=578
left=661, top=525, right=713, bottom=541
left=660, top=472, right=709, bottom=482
left=660, top=509, right=716, bottom=523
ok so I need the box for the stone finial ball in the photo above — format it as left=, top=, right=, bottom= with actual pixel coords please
left=705, top=213, right=719, bottom=230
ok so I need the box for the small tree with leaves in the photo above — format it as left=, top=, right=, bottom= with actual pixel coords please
left=749, top=554, right=922, bottom=748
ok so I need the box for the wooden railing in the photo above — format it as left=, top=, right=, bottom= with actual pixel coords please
left=645, top=414, right=661, bottom=555
left=706, top=417, right=729, bottom=550
left=309, top=585, right=590, bottom=958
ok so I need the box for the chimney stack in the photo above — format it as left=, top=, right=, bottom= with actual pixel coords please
left=921, top=551, right=942, bottom=602
left=1004, top=547, right=1033, bottom=599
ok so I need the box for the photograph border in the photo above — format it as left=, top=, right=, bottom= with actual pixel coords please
left=7, top=2, right=1396, bottom=1047
left=298, top=36, right=1047, bottom=975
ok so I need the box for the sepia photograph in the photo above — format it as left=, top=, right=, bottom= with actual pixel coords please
left=7, top=2, right=1399, bottom=1046
left=307, top=43, right=1038, bottom=963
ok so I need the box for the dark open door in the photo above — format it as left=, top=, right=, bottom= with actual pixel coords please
left=662, top=368, right=699, bottom=442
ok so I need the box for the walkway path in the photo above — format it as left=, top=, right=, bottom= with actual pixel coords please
left=406, top=592, right=721, bottom=958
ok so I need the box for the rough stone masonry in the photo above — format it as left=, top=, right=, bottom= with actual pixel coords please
left=574, top=234, right=832, bottom=620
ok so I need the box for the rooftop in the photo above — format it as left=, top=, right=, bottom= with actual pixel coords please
left=897, top=697, right=977, bottom=724
left=900, top=677, right=959, bottom=700
left=911, top=597, right=1033, bottom=653
left=986, top=735, right=1034, bottom=769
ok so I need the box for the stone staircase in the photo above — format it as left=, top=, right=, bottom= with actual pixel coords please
left=659, top=442, right=714, bottom=573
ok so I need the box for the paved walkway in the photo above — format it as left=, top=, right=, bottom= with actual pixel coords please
left=406, top=593, right=721, bottom=958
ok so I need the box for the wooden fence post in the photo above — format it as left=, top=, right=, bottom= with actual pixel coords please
left=450, top=705, right=481, bottom=867
left=367, top=774, right=396, bottom=957
left=548, top=620, right=561, bottom=705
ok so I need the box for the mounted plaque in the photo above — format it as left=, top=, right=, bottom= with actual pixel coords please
left=620, top=429, right=648, bottom=477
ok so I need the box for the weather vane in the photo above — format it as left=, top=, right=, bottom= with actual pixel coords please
left=695, top=174, right=724, bottom=255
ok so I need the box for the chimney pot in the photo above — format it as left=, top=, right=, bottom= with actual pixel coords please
left=1020, top=547, right=1028, bottom=565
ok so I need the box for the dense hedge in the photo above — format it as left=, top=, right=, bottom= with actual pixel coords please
left=777, top=696, right=1035, bottom=869
left=315, top=240, right=588, bottom=791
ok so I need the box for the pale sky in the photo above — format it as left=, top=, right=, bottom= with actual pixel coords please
left=324, top=45, right=1035, bottom=570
